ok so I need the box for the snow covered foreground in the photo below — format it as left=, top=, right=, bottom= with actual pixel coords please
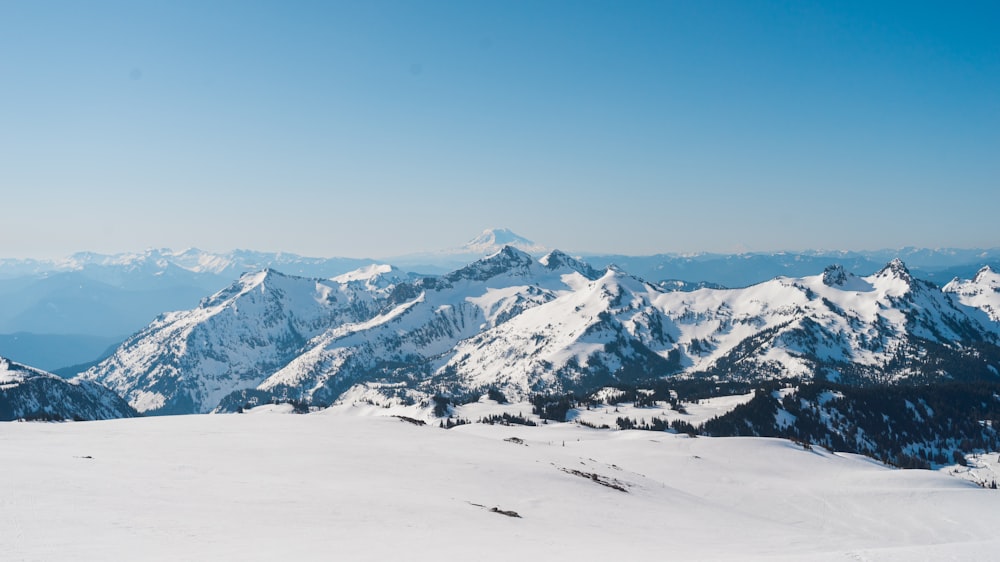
left=2, top=414, right=998, bottom=561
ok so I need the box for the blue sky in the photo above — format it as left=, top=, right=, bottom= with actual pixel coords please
left=1, top=1, right=997, bottom=258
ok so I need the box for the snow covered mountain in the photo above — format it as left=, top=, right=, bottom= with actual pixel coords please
left=651, top=259, right=999, bottom=384
left=944, top=266, right=1000, bottom=321
left=431, top=259, right=1000, bottom=398
left=2, top=236, right=997, bottom=366
left=0, top=233, right=546, bottom=356
left=459, top=228, right=548, bottom=256
left=229, top=248, right=598, bottom=410
left=81, top=266, right=413, bottom=415
left=82, top=249, right=1000, bottom=416
left=437, top=267, right=681, bottom=397
left=83, top=248, right=599, bottom=414
left=0, top=357, right=135, bottom=421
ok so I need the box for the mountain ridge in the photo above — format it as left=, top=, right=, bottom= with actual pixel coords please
left=0, top=356, right=136, bottom=421
left=79, top=249, right=1000, bottom=416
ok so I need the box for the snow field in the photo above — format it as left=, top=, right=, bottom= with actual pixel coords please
left=2, top=413, right=998, bottom=561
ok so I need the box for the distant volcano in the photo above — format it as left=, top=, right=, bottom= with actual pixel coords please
left=458, top=228, right=548, bottom=256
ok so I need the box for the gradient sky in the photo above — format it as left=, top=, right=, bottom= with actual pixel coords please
left=1, top=0, right=997, bottom=258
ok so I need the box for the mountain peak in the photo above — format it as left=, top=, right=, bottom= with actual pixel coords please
left=539, top=250, right=600, bottom=279
left=199, top=268, right=294, bottom=308
left=244, top=267, right=291, bottom=284
left=973, top=265, right=997, bottom=284
left=461, top=228, right=547, bottom=255
left=876, top=258, right=912, bottom=281
left=445, top=245, right=535, bottom=282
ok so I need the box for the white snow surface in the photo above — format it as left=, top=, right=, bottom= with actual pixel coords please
left=569, top=391, right=756, bottom=428
left=946, top=451, right=1000, bottom=489
left=944, top=266, right=1000, bottom=321
left=1, top=413, right=997, bottom=561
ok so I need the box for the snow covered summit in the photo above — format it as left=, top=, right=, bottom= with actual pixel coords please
left=460, top=228, right=548, bottom=256
left=943, top=265, right=1000, bottom=321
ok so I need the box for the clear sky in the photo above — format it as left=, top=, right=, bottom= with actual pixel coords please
left=1, top=0, right=997, bottom=258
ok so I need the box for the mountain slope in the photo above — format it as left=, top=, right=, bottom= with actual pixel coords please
left=0, top=357, right=136, bottom=421
left=655, top=260, right=999, bottom=384
left=86, top=253, right=1000, bottom=416
left=227, top=248, right=599, bottom=409
left=699, top=380, right=1000, bottom=469
left=81, top=267, right=405, bottom=415
left=432, top=260, right=1000, bottom=398
left=437, top=268, right=680, bottom=398
left=944, top=266, right=1000, bottom=322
